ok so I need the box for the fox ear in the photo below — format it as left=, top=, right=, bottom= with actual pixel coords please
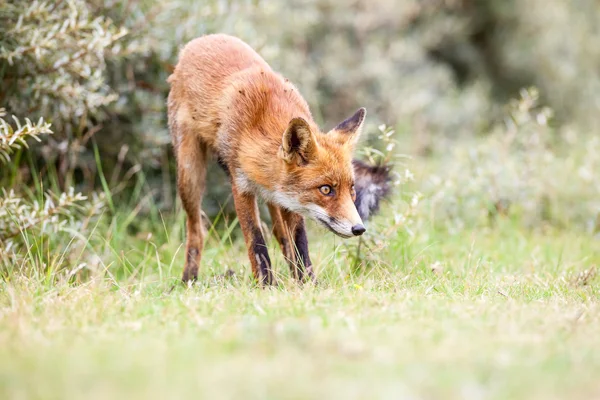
left=279, top=117, right=317, bottom=165
left=331, top=107, right=366, bottom=145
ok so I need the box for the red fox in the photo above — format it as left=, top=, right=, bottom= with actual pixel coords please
left=167, top=34, right=390, bottom=284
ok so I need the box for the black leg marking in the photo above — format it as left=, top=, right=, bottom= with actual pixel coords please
left=294, top=221, right=313, bottom=282
left=252, top=228, right=273, bottom=285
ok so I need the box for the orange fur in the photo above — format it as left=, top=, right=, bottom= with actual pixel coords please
left=168, top=34, right=367, bottom=284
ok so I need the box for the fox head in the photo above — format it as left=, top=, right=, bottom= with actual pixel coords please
left=277, top=108, right=367, bottom=238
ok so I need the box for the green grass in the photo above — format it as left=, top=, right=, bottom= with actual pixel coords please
left=1, top=206, right=599, bottom=399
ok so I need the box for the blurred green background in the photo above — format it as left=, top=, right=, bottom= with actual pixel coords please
left=1, top=0, right=599, bottom=256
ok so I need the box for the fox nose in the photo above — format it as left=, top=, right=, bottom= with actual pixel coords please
left=351, top=224, right=366, bottom=236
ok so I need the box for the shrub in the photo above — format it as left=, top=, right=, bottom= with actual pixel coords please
left=0, top=110, right=104, bottom=276
left=423, top=88, right=600, bottom=233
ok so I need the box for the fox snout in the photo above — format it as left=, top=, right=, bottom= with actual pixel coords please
left=321, top=217, right=365, bottom=239
left=328, top=213, right=366, bottom=238
left=307, top=198, right=366, bottom=239
left=344, top=202, right=366, bottom=237
left=351, top=224, right=366, bottom=236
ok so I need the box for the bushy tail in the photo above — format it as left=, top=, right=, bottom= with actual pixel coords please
left=352, top=159, right=392, bottom=221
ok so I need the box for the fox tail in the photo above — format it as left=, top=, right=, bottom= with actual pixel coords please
left=352, top=159, right=392, bottom=221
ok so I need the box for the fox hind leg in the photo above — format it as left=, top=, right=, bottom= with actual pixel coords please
left=175, top=134, right=209, bottom=283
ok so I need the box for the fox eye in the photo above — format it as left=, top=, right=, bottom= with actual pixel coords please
left=319, top=185, right=334, bottom=196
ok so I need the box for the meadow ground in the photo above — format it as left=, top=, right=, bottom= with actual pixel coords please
left=1, top=96, right=599, bottom=399
left=1, top=202, right=599, bottom=399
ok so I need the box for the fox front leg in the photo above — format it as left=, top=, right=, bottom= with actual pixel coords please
left=231, top=182, right=275, bottom=286
left=291, top=216, right=316, bottom=284
left=267, top=204, right=316, bottom=284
